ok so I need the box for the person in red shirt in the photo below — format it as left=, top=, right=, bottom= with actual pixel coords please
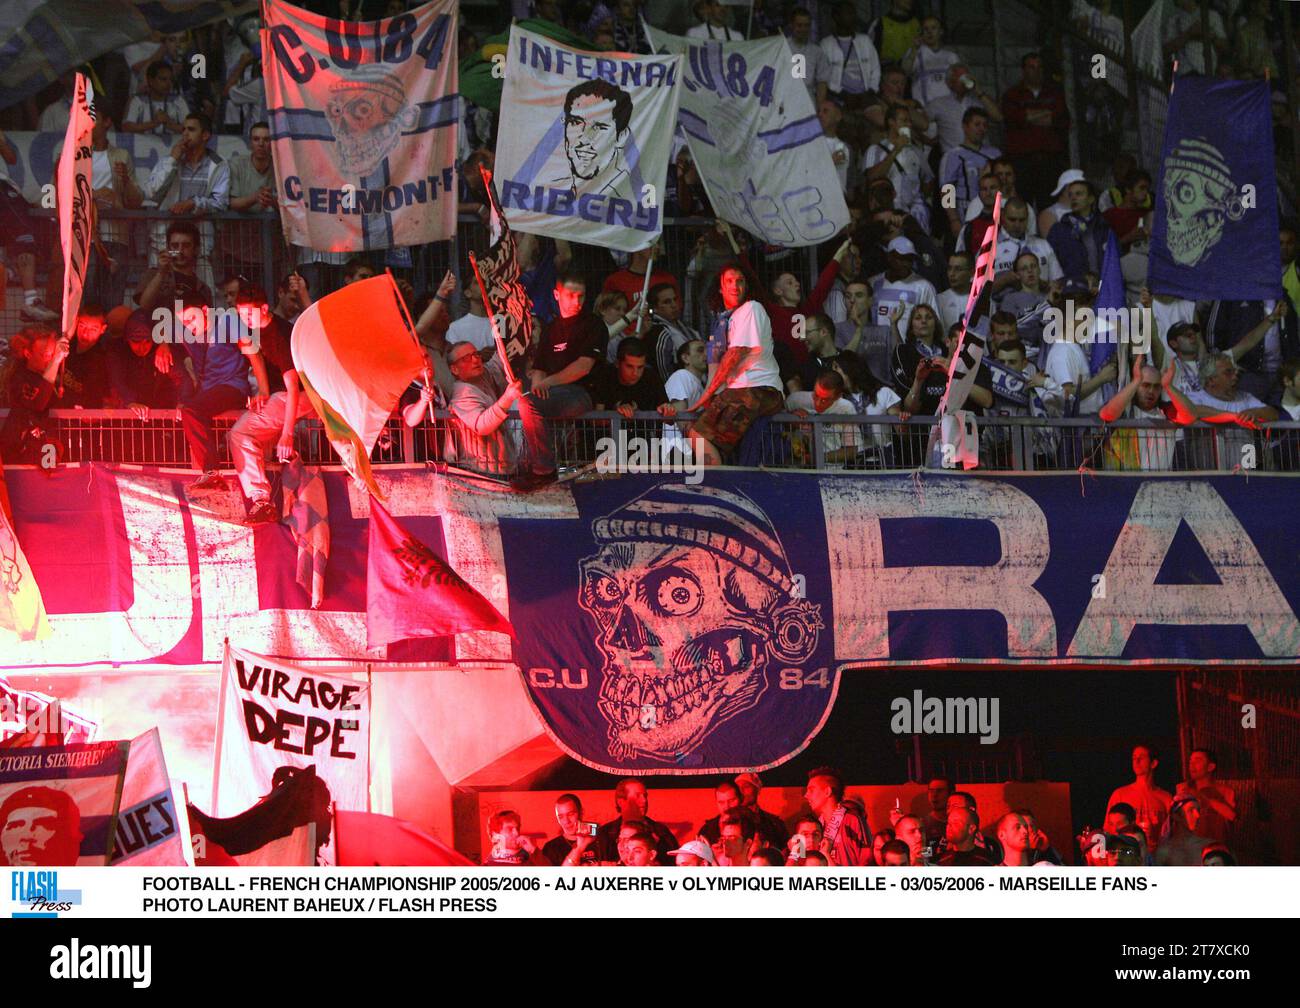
left=1102, top=169, right=1152, bottom=252
left=1000, top=51, right=1071, bottom=209
left=600, top=240, right=679, bottom=339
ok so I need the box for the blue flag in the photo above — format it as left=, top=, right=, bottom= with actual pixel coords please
left=1091, top=231, right=1125, bottom=374
left=1149, top=76, right=1282, bottom=301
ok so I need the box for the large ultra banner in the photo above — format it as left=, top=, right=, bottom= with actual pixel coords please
left=494, top=25, right=681, bottom=253
left=645, top=25, right=849, bottom=248
left=5, top=467, right=1300, bottom=773
left=215, top=645, right=369, bottom=818
left=262, top=0, right=459, bottom=252
left=3, top=467, right=1300, bottom=674
left=1148, top=75, right=1281, bottom=302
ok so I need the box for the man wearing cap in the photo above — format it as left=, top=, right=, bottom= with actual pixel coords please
left=669, top=838, right=717, bottom=866
left=0, top=786, right=83, bottom=866
left=1000, top=52, right=1070, bottom=208
left=869, top=236, right=939, bottom=341
left=1046, top=178, right=1113, bottom=283
left=687, top=264, right=785, bottom=466
left=735, top=772, right=790, bottom=849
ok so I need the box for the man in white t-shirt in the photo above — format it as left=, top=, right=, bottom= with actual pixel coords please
left=991, top=197, right=1062, bottom=291
left=901, top=15, right=959, bottom=108
left=1163, top=0, right=1227, bottom=77
left=925, top=63, right=1002, bottom=153
left=1099, top=357, right=1200, bottom=471
left=688, top=265, right=785, bottom=465
left=1044, top=281, right=1120, bottom=416
left=864, top=103, right=934, bottom=230
left=819, top=98, right=853, bottom=193
left=937, top=251, right=972, bottom=331
left=445, top=274, right=496, bottom=356
left=665, top=338, right=706, bottom=410
left=1196, top=347, right=1276, bottom=433
left=787, top=369, right=860, bottom=467
left=687, top=0, right=744, bottom=41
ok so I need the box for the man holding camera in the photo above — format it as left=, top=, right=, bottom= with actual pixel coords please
left=543, top=794, right=599, bottom=867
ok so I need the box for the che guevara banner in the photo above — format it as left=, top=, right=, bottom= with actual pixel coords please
left=214, top=644, right=369, bottom=818
left=262, top=0, right=459, bottom=252
left=0, top=740, right=128, bottom=867
left=1148, top=75, right=1281, bottom=302
left=645, top=25, right=848, bottom=248
left=57, top=72, right=95, bottom=340
left=494, top=25, right=681, bottom=253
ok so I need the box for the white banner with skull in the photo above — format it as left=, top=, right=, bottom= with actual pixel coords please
left=262, top=0, right=458, bottom=252
left=644, top=25, right=849, bottom=248
left=494, top=25, right=682, bottom=254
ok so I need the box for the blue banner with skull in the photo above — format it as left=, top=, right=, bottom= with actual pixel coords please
left=262, top=0, right=459, bottom=252
left=505, top=478, right=837, bottom=775
left=1148, top=76, right=1282, bottom=302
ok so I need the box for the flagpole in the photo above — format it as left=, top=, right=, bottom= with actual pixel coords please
left=211, top=638, right=230, bottom=814
left=467, top=251, right=518, bottom=385
left=634, top=253, right=655, bottom=337
left=383, top=268, right=436, bottom=399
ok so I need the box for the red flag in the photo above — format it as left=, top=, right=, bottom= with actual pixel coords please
left=366, top=496, right=513, bottom=649
left=335, top=810, right=473, bottom=866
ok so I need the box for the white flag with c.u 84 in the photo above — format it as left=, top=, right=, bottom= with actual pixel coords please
left=494, top=25, right=682, bottom=253
left=262, top=0, right=459, bottom=252
left=645, top=25, right=848, bottom=248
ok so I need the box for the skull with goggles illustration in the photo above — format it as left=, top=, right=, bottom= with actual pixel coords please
left=1161, top=137, right=1246, bottom=268
left=578, top=484, right=823, bottom=763
left=324, top=66, right=418, bottom=178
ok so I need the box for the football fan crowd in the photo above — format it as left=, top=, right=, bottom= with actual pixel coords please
left=484, top=745, right=1239, bottom=866
left=2, top=0, right=1299, bottom=493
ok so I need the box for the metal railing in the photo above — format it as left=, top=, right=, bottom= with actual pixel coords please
left=5, top=409, right=1299, bottom=474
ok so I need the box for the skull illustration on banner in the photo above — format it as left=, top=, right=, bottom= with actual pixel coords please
left=324, top=65, right=418, bottom=177
left=1161, top=137, right=1246, bottom=268
left=577, top=484, right=824, bottom=765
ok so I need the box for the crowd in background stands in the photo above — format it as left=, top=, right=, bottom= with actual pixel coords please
left=3, top=1, right=1300, bottom=488
left=482, top=746, right=1240, bottom=866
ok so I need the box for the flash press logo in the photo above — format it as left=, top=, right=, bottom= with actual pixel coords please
left=50, top=939, right=151, bottom=988
left=890, top=689, right=1000, bottom=745
left=10, top=870, right=81, bottom=918
left=1043, top=300, right=1150, bottom=353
